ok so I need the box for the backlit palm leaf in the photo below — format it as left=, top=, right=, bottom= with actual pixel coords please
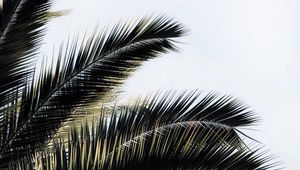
left=0, top=1, right=281, bottom=169
left=9, top=94, right=278, bottom=169
left=0, top=0, right=53, bottom=166
left=0, top=0, right=51, bottom=108
left=0, top=16, right=185, bottom=166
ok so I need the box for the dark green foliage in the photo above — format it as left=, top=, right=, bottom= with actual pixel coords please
left=0, top=0, right=279, bottom=169
left=9, top=92, right=278, bottom=169
left=0, top=0, right=185, bottom=166
left=0, top=0, right=53, bottom=166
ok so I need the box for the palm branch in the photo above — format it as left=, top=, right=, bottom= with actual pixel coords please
left=9, top=92, right=278, bottom=169
left=0, top=0, right=51, bottom=106
left=0, top=0, right=53, bottom=165
left=0, top=14, right=185, bottom=167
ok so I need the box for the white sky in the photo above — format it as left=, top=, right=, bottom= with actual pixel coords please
left=44, top=0, right=300, bottom=169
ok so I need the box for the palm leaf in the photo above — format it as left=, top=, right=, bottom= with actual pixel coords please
left=9, top=108, right=277, bottom=170
left=54, top=91, right=258, bottom=158
left=0, top=0, right=21, bottom=35
left=102, top=91, right=258, bottom=147
left=0, top=0, right=53, bottom=158
left=0, top=16, right=185, bottom=165
left=0, top=0, right=51, bottom=106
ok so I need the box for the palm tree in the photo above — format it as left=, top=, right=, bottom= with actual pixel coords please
left=0, top=1, right=278, bottom=169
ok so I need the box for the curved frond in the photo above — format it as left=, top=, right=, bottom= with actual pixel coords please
left=0, top=0, right=51, bottom=105
left=9, top=112, right=277, bottom=170
left=50, top=91, right=258, bottom=158
left=0, top=0, right=53, bottom=166
left=96, top=91, right=258, bottom=147
left=0, top=0, right=21, bottom=35
left=0, top=16, right=185, bottom=164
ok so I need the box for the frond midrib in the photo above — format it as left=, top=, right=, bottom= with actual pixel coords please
left=0, top=37, right=173, bottom=156
left=0, top=0, right=22, bottom=39
left=67, top=120, right=243, bottom=166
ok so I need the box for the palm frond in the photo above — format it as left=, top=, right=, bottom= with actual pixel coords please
left=52, top=91, right=258, bottom=156
left=0, top=0, right=20, bottom=35
left=101, top=91, right=258, bottom=147
left=0, top=0, right=51, bottom=105
left=0, top=16, right=185, bottom=164
left=0, top=0, right=53, bottom=157
left=9, top=110, right=278, bottom=170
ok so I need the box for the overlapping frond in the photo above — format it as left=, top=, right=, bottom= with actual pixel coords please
left=52, top=91, right=257, bottom=150
left=0, top=0, right=51, bottom=106
left=0, top=0, right=21, bottom=35
left=0, top=1, right=280, bottom=168
left=0, top=16, right=185, bottom=165
left=9, top=100, right=277, bottom=169
left=101, top=91, right=258, bottom=147
left=0, top=0, right=53, bottom=166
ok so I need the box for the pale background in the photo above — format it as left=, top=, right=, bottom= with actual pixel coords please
left=43, top=0, right=300, bottom=169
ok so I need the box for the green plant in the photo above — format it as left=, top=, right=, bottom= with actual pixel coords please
left=0, top=1, right=279, bottom=169
left=11, top=92, right=278, bottom=169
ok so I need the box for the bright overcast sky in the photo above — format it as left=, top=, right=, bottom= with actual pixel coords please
left=44, top=0, right=300, bottom=169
